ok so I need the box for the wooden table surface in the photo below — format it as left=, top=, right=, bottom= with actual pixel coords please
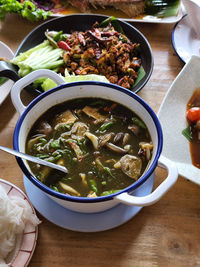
left=0, top=14, right=200, bottom=267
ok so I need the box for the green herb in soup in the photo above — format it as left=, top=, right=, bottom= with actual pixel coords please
left=26, top=98, right=153, bottom=197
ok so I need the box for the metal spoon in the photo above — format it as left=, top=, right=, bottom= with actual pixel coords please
left=0, top=145, right=68, bottom=174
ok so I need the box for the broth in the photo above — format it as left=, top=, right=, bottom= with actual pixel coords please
left=26, top=98, right=153, bottom=197
left=186, top=90, right=200, bottom=169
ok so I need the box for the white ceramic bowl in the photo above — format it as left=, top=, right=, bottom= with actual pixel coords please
left=158, top=55, right=200, bottom=185
left=11, top=70, right=178, bottom=213
left=182, top=0, right=200, bottom=38
left=0, top=41, right=14, bottom=105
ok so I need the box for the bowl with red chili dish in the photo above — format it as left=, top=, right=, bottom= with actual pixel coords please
left=158, top=55, right=200, bottom=185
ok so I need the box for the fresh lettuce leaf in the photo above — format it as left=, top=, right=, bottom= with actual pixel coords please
left=0, top=0, right=51, bottom=21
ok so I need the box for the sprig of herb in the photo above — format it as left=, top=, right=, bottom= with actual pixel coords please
left=100, top=16, right=124, bottom=34
left=182, top=126, right=192, bottom=142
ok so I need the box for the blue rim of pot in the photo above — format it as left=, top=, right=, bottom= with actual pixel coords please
left=13, top=81, right=163, bottom=203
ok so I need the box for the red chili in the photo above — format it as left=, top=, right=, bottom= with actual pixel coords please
left=58, top=41, right=71, bottom=51
left=104, top=103, right=117, bottom=112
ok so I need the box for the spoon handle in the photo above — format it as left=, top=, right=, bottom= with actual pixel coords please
left=0, top=145, right=68, bottom=174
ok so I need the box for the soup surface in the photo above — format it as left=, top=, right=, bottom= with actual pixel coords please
left=26, top=98, right=153, bottom=197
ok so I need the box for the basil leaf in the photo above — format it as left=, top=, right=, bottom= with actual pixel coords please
left=100, top=16, right=124, bottom=34
left=182, top=126, right=192, bottom=142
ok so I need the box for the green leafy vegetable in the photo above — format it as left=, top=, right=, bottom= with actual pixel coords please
left=133, top=66, right=146, bottom=87
left=182, top=126, right=192, bottom=142
left=145, top=0, right=181, bottom=18
left=0, top=0, right=51, bottom=21
left=100, top=16, right=124, bottom=34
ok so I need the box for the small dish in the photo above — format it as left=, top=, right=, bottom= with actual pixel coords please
left=157, top=55, right=200, bottom=185
left=172, top=15, right=200, bottom=63
left=23, top=173, right=154, bottom=232
left=0, top=41, right=14, bottom=105
left=0, top=179, right=38, bottom=266
left=182, top=0, right=200, bottom=38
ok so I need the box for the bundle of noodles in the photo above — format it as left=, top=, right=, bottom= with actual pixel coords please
left=0, top=185, right=41, bottom=266
left=68, top=0, right=145, bottom=17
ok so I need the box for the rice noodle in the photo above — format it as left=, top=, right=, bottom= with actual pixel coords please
left=0, top=185, right=41, bottom=266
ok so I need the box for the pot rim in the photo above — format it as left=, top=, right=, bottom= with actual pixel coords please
left=13, top=81, right=163, bottom=203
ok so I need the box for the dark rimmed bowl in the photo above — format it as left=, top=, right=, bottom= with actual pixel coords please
left=0, top=14, right=153, bottom=95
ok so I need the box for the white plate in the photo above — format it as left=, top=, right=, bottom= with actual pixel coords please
left=172, top=15, right=200, bottom=63
left=0, top=179, right=38, bottom=267
left=0, top=42, right=14, bottom=105
left=157, top=55, right=200, bottom=185
left=51, top=5, right=184, bottom=24
left=24, top=173, right=154, bottom=232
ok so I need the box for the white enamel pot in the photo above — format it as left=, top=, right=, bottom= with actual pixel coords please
left=11, top=69, right=178, bottom=213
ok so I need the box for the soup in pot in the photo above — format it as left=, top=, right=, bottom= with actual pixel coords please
left=26, top=98, right=153, bottom=197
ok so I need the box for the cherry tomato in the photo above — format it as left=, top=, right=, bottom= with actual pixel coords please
left=186, top=107, right=200, bottom=122
left=58, top=41, right=71, bottom=51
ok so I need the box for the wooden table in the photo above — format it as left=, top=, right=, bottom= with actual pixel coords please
left=0, top=14, right=200, bottom=267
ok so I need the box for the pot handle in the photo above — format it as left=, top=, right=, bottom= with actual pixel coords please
left=114, top=155, right=178, bottom=206
left=0, top=61, right=20, bottom=81
left=11, top=69, right=66, bottom=115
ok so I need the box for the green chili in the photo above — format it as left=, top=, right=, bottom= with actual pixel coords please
left=98, top=122, right=113, bottom=132
left=132, top=117, right=147, bottom=129
left=53, top=31, right=63, bottom=42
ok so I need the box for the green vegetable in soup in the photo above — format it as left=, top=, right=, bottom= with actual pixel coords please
left=26, top=98, right=153, bottom=198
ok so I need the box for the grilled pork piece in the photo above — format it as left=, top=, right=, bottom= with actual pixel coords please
left=68, top=0, right=145, bottom=18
